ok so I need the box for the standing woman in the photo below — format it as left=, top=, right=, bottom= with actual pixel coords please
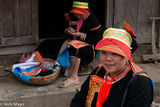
left=58, top=0, right=104, bottom=87
left=70, top=23, right=154, bottom=107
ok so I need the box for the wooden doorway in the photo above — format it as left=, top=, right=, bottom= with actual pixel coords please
left=0, top=0, right=38, bottom=47
left=38, top=0, right=105, bottom=39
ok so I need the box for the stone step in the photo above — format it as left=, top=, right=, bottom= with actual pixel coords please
left=0, top=70, right=160, bottom=107
left=0, top=71, right=87, bottom=107
left=0, top=59, right=160, bottom=107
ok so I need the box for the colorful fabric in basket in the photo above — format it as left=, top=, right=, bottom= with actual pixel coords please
left=13, top=66, right=36, bottom=82
left=12, top=51, right=60, bottom=82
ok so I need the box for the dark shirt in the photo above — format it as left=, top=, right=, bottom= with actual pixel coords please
left=65, top=13, right=104, bottom=46
left=70, top=66, right=154, bottom=107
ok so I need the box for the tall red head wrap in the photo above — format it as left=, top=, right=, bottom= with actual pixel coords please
left=96, top=26, right=143, bottom=73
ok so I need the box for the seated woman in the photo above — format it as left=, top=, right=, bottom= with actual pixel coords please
left=35, top=1, right=76, bottom=60
left=58, top=0, right=104, bottom=88
left=70, top=23, right=154, bottom=107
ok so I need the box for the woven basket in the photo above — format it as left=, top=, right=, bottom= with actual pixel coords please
left=14, top=58, right=60, bottom=86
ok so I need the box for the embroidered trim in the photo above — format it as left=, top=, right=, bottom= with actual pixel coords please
left=90, top=25, right=101, bottom=31
left=86, top=75, right=104, bottom=107
left=70, top=21, right=77, bottom=25
left=80, top=33, right=87, bottom=41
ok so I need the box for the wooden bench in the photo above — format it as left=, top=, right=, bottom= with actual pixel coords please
left=142, top=17, right=160, bottom=62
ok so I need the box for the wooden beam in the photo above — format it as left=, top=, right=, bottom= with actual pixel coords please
left=0, top=44, right=37, bottom=55
left=149, top=17, right=160, bottom=20
left=142, top=54, right=160, bottom=62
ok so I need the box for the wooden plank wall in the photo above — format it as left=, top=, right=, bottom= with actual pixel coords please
left=0, top=0, right=38, bottom=47
left=137, top=0, right=159, bottom=43
left=0, top=0, right=14, bottom=39
left=14, top=0, right=32, bottom=37
left=113, top=0, right=159, bottom=44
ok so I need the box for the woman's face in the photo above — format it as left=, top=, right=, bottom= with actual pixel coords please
left=100, top=50, right=128, bottom=75
left=74, top=13, right=85, bottom=20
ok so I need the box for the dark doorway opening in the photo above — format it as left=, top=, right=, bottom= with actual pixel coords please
left=38, top=1, right=67, bottom=39
left=38, top=0, right=105, bottom=39
left=90, top=0, right=105, bottom=27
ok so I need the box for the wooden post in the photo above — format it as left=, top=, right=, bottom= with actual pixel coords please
left=149, top=17, right=160, bottom=54
left=105, top=0, right=114, bottom=27
left=141, top=17, right=160, bottom=62
left=151, top=19, right=157, bottom=54
left=158, top=22, right=160, bottom=47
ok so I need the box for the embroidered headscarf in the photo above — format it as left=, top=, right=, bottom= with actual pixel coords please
left=95, top=22, right=142, bottom=73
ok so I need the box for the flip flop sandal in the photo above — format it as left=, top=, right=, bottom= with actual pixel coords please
left=59, top=79, right=79, bottom=88
left=58, top=77, right=68, bottom=84
left=62, top=77, right=69, bottom=81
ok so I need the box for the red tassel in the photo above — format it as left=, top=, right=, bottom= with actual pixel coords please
left=124, top=22, right=135, bottom=37
left=64, top=13, right=70, bottom=21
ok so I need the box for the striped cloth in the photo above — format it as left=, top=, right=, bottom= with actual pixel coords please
left=70, top=1, right=89, bottom=15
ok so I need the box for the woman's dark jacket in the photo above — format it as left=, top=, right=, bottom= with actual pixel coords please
left=70, top=66, right=154, bottom=107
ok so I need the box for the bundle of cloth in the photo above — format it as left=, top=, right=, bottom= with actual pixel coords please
left=12, top=51, right=60, bottom=82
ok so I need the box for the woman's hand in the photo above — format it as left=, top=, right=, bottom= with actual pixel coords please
left=65, top=27, right=76, bottom=35
left=65, top=27, right=83, bottom=37
left=71, top=32, right=83, bottom=37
